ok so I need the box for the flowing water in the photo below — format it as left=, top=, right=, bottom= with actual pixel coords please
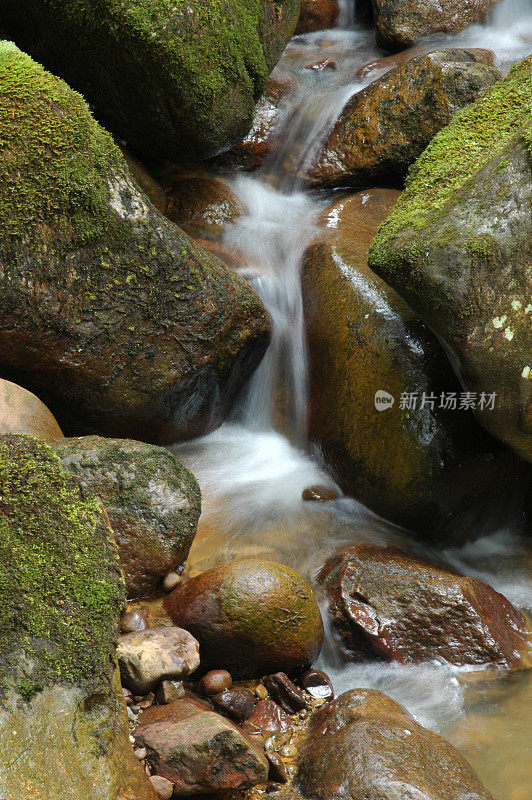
left=172, top=3, right=532, bottom=796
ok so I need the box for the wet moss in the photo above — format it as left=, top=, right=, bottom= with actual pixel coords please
left=0, top=435, right=124, bottom=702
left=369, top=54, right=532, bottom=265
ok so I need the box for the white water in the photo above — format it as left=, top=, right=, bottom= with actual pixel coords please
left=172, top=4, right=532, bottom=794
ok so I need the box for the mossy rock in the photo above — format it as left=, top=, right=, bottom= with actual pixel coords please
left=307, top=49, right=500, bottom=189
left=0, top=434, right=156, bottom=798
left=164, top=559, right=324, bottom=678
left=369, top=56, right=532, bottom=462
left=303, top=190, right=526, bottom=535
left=54, top=436, right=201, bottom=599
left=0, top=43, right=270, bottom=443
left=0, top=0, right=301, bottom=161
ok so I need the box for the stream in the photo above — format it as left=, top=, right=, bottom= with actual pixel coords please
left=172, top=3, right=532, bottom=798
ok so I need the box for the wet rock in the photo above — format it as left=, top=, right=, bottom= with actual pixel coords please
left=243, top=699, right=293, bottom=735
left=118, top=627, right=200, bottom=694
left=195, top=238, right=249, bottom=274
left=319, top=544, right=528, bottom=667
left=155, top=680, right=186, bottom=705
left=149, top=775, right=174, bottom=800
left=200, top=670, right=234, bottom=696
left=121, top=150, right=168, bottom=214
left=211, top=71, right=293, bottom=172
left=165, top=176, right=243, bottom=239
left=296, top=0, right=339, bottom=34
left=372, top=0, right=499, bottom=50
left=301, top=669, right=334, bottom=700
left=212, top=688, right=257, bottom=721
left=369, top=55, right=532, bottom=461
left=299, top=689, right=495, bottom=800
left=1, top=1, right=300, bottom=161
left=164, top=559, right=323, bottom=678
left=134, top=695, right=269, bottom=794
left=121, top=608, right=148, bottom=634
left=263, top=673, right=308, bottom=714
left=302, top=485, right=339, bottom=502
left=305, top=59, right=338, bottom=71
left=303, top=189, right=525, bottom=534
left=0, top=378, right=63, bottom=440
left=0, top=435, right=155, bottom=799
left=54, top=437, right=201, bottom=598
left=0, top=45, right=271, bottom=445
left=162, top=572, right=183, bottom=593
left=307, top=49, right=500, bottom=189
left=267, top=752, right=290, bottom=783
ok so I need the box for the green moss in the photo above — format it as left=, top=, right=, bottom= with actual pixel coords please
left=0, top=435, right=124, bottom=702
left=369, top=54, right=532, bottom=265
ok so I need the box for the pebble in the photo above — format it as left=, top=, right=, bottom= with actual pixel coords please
left=266, top=752, right=289, bottom=784
left=155, top=679, right=185, bottom=704
left=301, top=668, right=334, bottom=700
left=263, top=673, right=307, bottom=714
left=120, top=608, right=146, bottom=634
left=162, top=571, right=182, bottom=592
left=304, top=58, right=338, bottom=71
left=131, top=705, right=140, bottom=714
left=211, top=688, right=256, bottom=721
left=199, top=669, right=233, bottom=696
left=149, top=775, right=174, bottom=800
left=280, top=744, right=297, bottom=758
left=302, top=485, right=339, bottom=502
left=134, top=747, right=147, bottom=760
left=255, top=683, right=269, bottom=701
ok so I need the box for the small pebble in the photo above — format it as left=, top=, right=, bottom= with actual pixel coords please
left=280, top=744, right=297, bottom=758
left=301, top=668, right=334, bottom=700
left=145, top=764, right=151, bottom=777
left=302, top=485, right=339, bottom=502
left=131, top=705, right=140, bottom=714
left=149, top=775, right=174, bottom=800
left=120, top=608, right=146, bottom=634
left=263, top=673, right=307, bottom=714
left=211, top=688, right=256, bottom=722
left=129, top=735, right=135, bottom=743
left=266, top=752, right=289, bottom=784
left=162, top=571, right=182, bottom=593
left=156, top=679, right=185, bottom=704
left=134, top=747, right=147, bottom=761
left=255, top=683, right=269, bottom=701
left=199, top=669, right=233, bottom=696
left=127, top=706, right=136, bottom=721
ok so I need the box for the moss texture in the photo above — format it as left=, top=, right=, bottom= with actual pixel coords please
left=0, top=43, right=270, bottom=442
left=0, top=434, right=124, bottom=702
left=1, top=0, right=301, bottom=160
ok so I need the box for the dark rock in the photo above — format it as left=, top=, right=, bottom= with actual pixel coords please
left=300, top=669, right=334, bottom=700
left=54, top=436, right=201, bottom=598
left=0, top=44, right=270, bottom=445
left=242, top=699, right=292, bottom=735
left=307, top=49, right=500, bottom=189
left=165, top=176, right=243, bottom=239
left=0, top=378, right=63, bottom=440
left=164, top=559, right=323, bottom=678
left=1, top=0, right=301, bottom=161
left=267, top=752, right=290, bottom=784
left=372, top=0, right=499, bottom=50
left=302, top=485, right=339, bottom=502
left=0, top=435, right=155, bottom=799
left=263, top=673, right=307, bottom=714
left=369, top=56, right=532, bottom=462
left=298, top=689, right=495, bottom=800
left=319, top=544, right=529, bottom=667
left=118, top=627, right=200, bottom=694
left=200, top=670, right=234, bottom=696
left=212, top=689, right=257, bottom=721
left=134, top=696, right=269, bottom=794
left=296, top=0, right=339, bottom=34
left=120, top=608, right=148, bottom=634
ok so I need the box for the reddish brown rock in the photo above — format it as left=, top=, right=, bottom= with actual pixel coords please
left=307, top=49, right=500, bottom=189
left=199, top=669, right=233, bottom=696
left=134, top=696, right=269, bottom=794
left=296, top=0, right=339, bottom=34
left=305, top=58, right=337, bottom=71
left=0, top=378, right=63, bottom=440
left=211, top=688, right=256, bottom=721
left=165, top=176, right=243, bottom=238
left=356, top=46, right=496, bottom=80
left=242, top=699, right=292, bottom=736
left=319, top=544, right=528, bottom=667
left=263, top=673, right=307, bottom=714
left=373, top=0, right=499, bottom=50
left=300, top=669, right=334, bottom=700
left=164, top=559, right=323, bottom=678
left=302, top=485, right=339, bottom=502
left=298, top=689, right=495, bottom=800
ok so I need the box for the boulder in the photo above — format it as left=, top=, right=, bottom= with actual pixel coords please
left=0, top=434, right=156, bottom=799
left=0, top=378, right=63, bottom=439
left=302, top=189, right=523, bottom=534
left=0, top=43, right=270, bottom=444
left=165, top=176, right=243, bottom=239
left=372, top=0, right=499, bottom=50
left=307, top=49, right=500, bottom=189
left=296, top=0, right=339, bottom=33
left=318, top=544, right=528, bottom=667
left=117, top=627, right=200, bottom=694
left=164, top=559, right=324, bottom=678
left=1, top=0, right=301, bottom=161
left=298, top=689, right=495, bottom=800
left=134, top=695, right=269, bottom=794
left=369, top=56, right=532, bottom=461
left=54, top=436, right=201, bottom=598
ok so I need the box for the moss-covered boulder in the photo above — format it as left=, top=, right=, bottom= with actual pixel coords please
left=0, top=378, right=63, bottom=440
left=302, top=189, right=525, bottom=534
left=369, top=56, right=532, bottom=462
left=0, top=43, right=270, bottom=444
left=0, top=434, right=156, bottom=799
left=306, top=49, right=500, bottom=189
left=53, top=436, right=201, bottom=599
left=1, top=0, right=300, bottom=162
left=372, top=0, right=499, bottom=50
left=164, top=559, right=324, bottom=678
